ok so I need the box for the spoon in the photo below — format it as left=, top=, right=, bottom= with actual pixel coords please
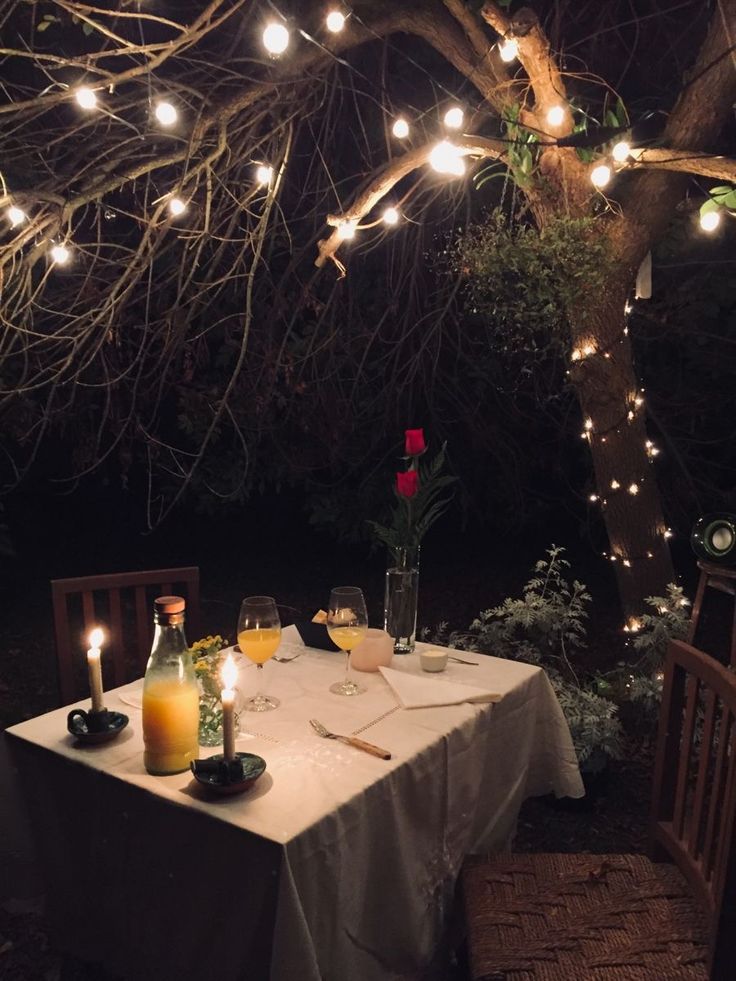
left=309, top=719, right=391, bottom=760
left=448, top=655, right=479, bottom=665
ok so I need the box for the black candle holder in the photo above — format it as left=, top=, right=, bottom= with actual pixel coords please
left=67, top=708, right=129, bottom=745
left=190, top=752, right=266, bottom=796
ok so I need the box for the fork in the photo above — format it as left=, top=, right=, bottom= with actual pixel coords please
left=310, top=719, right=391, bottom=760
left=273, top=651, right=302, bottom=663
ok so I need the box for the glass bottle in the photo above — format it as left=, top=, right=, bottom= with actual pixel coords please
left=384, top=544, right=420, bottom=654
left=142, top=595, right=199, bottom=775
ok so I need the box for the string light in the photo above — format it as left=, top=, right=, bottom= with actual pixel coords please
left=499, top=37, right=519, bottom=62
left=325, top=11, right=346, bottom=33
left=337, top=220, right=357, bottom=241
left=589, top=494, right=598, bottom=502
left=75, top=87, right=97, bottom=110
left=7, top=206, right=26, bottom=227
left=590, top=163, right=612, bottom=189
left=443, top=106, right=464, bottom=129
left=612, top=141, right=631, bottom=163
left=255, top=164, right=273, bottom=186
left=628, top=482, right=639, bottom=496
left=429, top=140, right=466, bottom=177
left=382, top=206, right=399, bottom=225
left=168, top=197, right=186, bottom=216
left=154, top=101, right=177, bottom=126
left=664, top=528, right=673, bottom=540
left=546, top=105, right=565, bottom=127
left=392, top=117, right=410, bottom=139
left=610, top=479, right=620, bottom=490
left=700, top=210, right=721, bottom=232
left=50, top=243, right=70, bottom=265
left=584, top=418, right=593, bottom=431
left=262, top=22, right=290, bottom=55
left=624, top=301, right=632, bottom=314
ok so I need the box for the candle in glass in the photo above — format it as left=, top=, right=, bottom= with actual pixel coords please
left=221, top=653, right=238, bottom=761
left=86, top=627, right=105, bottom=712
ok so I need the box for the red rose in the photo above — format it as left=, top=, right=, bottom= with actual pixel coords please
left=404, top=428, right=425, bottom=456
left=396, top=470, right=419, bottom=499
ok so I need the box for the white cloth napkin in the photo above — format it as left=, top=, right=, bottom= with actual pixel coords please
left=378, top=665, right=501, bottom=709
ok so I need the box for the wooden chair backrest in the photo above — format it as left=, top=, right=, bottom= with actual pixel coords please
left=51, top=567, right=200, bottom=705
left=651, top=639, right=736, bottom=978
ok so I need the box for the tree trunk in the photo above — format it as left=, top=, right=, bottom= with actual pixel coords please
left=569, top=277, right=675, bottom=623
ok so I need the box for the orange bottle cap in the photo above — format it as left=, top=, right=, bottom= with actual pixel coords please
left=154, top=595, right=186, bottom=614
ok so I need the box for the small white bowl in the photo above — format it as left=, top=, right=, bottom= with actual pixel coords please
left=351, top=628, right=394, bottom=673
left=419, top=649, right=448, bottom=672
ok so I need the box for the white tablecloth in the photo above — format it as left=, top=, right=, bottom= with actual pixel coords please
left=7, top=629, right=583, bottom=981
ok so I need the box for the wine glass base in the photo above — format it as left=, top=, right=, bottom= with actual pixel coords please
left=329, top=680, right=365, bottom=696
left=242, top=694, right=280, bottom=712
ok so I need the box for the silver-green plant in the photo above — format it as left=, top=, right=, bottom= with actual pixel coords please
left=426, top=545, right=623, bottom=771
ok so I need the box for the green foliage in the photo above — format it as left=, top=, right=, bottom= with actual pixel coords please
left=426, top=546, right=624, bottom=768
left=501, top=103, right=538, bottom=187
left=368, top=442, right=457, bottom=550
left=454, top=211, right=610, bottom=364
left=631, top=584, right=690, bottom=670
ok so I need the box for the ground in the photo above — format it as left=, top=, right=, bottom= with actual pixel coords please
left=0, top=488, right=694, bottom=979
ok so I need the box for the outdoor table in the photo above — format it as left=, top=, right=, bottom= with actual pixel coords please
left=6, top=629, right=583, bottom=981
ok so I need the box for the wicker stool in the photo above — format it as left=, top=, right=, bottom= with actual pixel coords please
left=463, top=852, right=708, bottom=979
left=686, top=560, right=736, bottom=667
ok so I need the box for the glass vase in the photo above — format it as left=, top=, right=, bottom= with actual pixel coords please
left=384, top=545, right=420, bottom=654
left=198, top=694, right=224, bottom=747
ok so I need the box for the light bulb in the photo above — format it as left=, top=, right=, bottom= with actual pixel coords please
left=382, top=207, right=399, bottom=226
left=256, top=164, right=273, bottom=186
left=700, top=210, right=721, bottom=232
left=392, top=117, right=409, bottom=139
left=628, top=483, right=639, bottom=495
left=50, top=243, right=70, bottom=265
left=546, top=105, right=565, bottom=127
left=429, top=140, right=466, bottom=177
left=589, top=494, right=598, bottom=502
left=610, top=479, right=620, bottom=490
left=75, top=86, right=97, bottom=110
left=262, top=21, right=289, bottom=55
left=590, top=163, right=612, bottom=188
left=337, top=220, right=357, bottom=241
left=612, top=141, right=631, bottom=163
left=499, top=37, right=518, bottom=63
left=7, top=206, right=26, bottom=227
left=325, top=10, right=346, bottom=33
left=154, top=101, right=177, bottom=126
left=168, top=197, right=186, bottom=216
left=443, top=106, right=464, bottom=130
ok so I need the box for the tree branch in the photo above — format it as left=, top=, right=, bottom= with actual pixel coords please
left=627, top=147, right=736, bottom=183
left=315, top=135, right=507, bottom=270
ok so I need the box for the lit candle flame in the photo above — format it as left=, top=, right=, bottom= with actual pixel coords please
left=222, top=653, right=238, bottom=692
left=88, top=627, right=104, bottom=649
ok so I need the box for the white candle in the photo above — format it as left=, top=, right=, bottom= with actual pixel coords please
left=221, top=654, right=238, bottom=762
left=87, top=627, right=105, bottom=712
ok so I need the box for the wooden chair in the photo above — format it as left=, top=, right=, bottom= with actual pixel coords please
left=687, top=560, right=736, bottom=667
left=462, top=639, right=736, bottom=980
left=51, top=567, right=200, bottom=705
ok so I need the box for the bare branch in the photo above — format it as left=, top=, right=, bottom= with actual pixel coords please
left=315, top=135, right=508, bottom=270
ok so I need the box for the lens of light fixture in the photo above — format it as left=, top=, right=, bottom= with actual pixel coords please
left=337, top=220, right=357, bottom=241
left=499, top=38, right=519, bottom=63
left=392, top=117, right=409, bottom=139
left=590, top=163, right=612, bottom=188
left=168, top=197, right=186, bottom=216
left=256, top=164, right=273, bottom=186
left=429, top=140, right=466, bottom=177
left=7, top=206, right=26, bottom=227
left=154, top=101, right=177, bottom=126
left=546, top=105, right=564, bottom=127
left=75, top=87, right=97, bottom=110
left=262, top=21, right=289, bottom=55
left=700, top=210, right=721, bottom=232
left=612, top=141, right=631, bottom=163
left=382, top=207, right=399, bottom=225
left=50, top=244, right=70, bottom=265
left=325, top=11, right=345, bottom=33
left=443, top=106, right=464, bottom=130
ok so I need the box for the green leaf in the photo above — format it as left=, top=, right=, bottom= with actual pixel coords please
left=83, top=22, right=93, bottom=35
left=700, top=198, right=720, bottom=216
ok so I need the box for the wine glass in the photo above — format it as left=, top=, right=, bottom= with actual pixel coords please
left=237, top=596, right=281, bottom=712
left=327, top=586, right=368, bottom=696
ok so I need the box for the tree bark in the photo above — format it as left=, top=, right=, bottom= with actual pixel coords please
left=569, top=278, right=675, bottom=622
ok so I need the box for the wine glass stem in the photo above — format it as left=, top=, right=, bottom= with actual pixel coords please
left=255, top=663, right=263, bottom=701
left=344, top=650, right=351, bottom=687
